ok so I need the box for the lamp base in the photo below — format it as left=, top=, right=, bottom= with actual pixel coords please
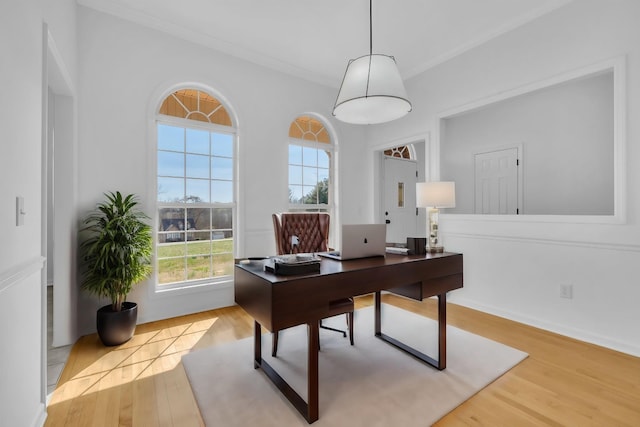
left=427, top=208, right=443, bottom=254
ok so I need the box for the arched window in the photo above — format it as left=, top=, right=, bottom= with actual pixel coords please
left=288, top=116, right=333, bottom=212
left=156, top=88, right=236, bottom=289
left=384, top=145, right=412, bottom=159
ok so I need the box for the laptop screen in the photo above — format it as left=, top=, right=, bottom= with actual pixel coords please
left=338, top=224, right=387, bottom=260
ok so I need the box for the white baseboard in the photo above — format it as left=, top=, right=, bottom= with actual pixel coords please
left=31, top=403, right=47, bottom=427
left=450, top=295, right=640, bottom=358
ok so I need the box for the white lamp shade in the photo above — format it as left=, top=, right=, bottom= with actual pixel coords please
left=416, top=182, right=456, bottom=208
left=333, top=54, right=412, bottom=125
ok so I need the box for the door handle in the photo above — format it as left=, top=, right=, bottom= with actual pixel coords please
left=385, top=219, right=391, bottom=224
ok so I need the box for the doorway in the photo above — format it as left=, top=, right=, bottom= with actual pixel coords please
left=44, top=30, right=78, bottom=352
left=379, top=142, right=424, bottom=244
left=383, top=156, right=418, bottom=243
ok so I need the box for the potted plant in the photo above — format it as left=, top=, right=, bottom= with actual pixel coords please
left=80, top=191, right=152, bottom=346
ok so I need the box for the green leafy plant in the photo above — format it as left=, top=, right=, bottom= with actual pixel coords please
left=81, top=191, right=152, bottom=311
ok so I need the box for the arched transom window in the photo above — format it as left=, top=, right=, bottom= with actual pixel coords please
left=156, top=88, right=236, bottom=289
left=288, top=116, right=333, bottom=211
left=384, top=145, right=412, bottom=159
left=160, top=89, right=232, bottom=126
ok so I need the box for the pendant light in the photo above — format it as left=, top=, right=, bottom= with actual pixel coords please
left=332, top=0, right=412, bottom=125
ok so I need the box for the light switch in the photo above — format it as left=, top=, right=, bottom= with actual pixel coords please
left=16, top=196, right=25, bottom=226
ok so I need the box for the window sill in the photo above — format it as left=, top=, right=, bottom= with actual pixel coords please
left=153, top=277, right=233, bottom=298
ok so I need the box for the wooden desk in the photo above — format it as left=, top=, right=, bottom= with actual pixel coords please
left=235, top=253, right=463, bottom=423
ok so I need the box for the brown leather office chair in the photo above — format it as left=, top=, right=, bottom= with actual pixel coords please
left=271, top=212, right=354, bottom=356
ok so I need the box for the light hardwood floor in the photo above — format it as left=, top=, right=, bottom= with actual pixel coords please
left=45, top=294, right=640, bottom=426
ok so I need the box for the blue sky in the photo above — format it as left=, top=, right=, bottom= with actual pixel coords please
left=157, top=123, right=233, bottom=203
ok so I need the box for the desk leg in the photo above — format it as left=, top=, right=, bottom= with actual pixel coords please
left=438, top=293, right=447, bottom=370
left=251, top=319, right=320, bottom=424
left=375, top=291, right=447, bottom=371
left=374, top=291, right=381, bottom=336
left=307, top=322, right=319, bottom=423
left=254, top=321, right=261, bottom=369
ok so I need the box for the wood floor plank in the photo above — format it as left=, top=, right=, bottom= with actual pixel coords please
left=132, top=374, right=160, bottom=427
left=45, top=294, right=640, bottom=426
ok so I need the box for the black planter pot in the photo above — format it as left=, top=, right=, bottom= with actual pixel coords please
left=96, top=302, right=138, bottom=346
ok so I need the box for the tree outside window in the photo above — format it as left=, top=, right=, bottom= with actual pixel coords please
left=288, top=116, right=333, bottom=212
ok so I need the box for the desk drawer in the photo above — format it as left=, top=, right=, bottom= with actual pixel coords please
left=387, top=273, right=463, bottom=300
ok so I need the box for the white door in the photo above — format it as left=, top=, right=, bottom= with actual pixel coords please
left=474, top=148, right=520, bottom=214
left=383, top=156, right=418, bottom=243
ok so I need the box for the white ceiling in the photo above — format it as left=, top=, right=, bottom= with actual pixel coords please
left=78, top=0, right=572, bottom=88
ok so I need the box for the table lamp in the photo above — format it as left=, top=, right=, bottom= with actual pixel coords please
left=416, top=182, right=456, bottom=253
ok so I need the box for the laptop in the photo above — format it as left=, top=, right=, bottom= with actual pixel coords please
left=319, top=224, right=386, bottom=260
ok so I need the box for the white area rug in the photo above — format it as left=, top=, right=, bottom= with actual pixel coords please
left=182, top=305, right=528, bottom=426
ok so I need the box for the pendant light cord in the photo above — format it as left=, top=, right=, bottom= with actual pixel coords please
left=369, top=0, right=373, bottom=55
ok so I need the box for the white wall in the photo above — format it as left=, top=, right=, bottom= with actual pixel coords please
left=441, top=71, right=614, bottom=215
left=1, top=0, right=78, bottom=424
left=43, top=0, right=78, bottom=86
left=0, top=0, right=46, bottom=424
left=1, top=0, right=44, bottom=425
left=367, top=0, right=640, bottom=356
left=75, top=7, right=369, bottom=335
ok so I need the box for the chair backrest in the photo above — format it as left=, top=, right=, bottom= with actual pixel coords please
left=272, top=213, right=330, bottom=255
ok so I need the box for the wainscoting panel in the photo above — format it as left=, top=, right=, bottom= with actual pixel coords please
left=0, top=256, right=46, bottom=295
left=444, top=233, right=640, bottom=357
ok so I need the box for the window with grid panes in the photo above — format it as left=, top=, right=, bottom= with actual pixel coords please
left=288, top=116, right=333, bottom=212
left=156, top=89, right=235, bottom=288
